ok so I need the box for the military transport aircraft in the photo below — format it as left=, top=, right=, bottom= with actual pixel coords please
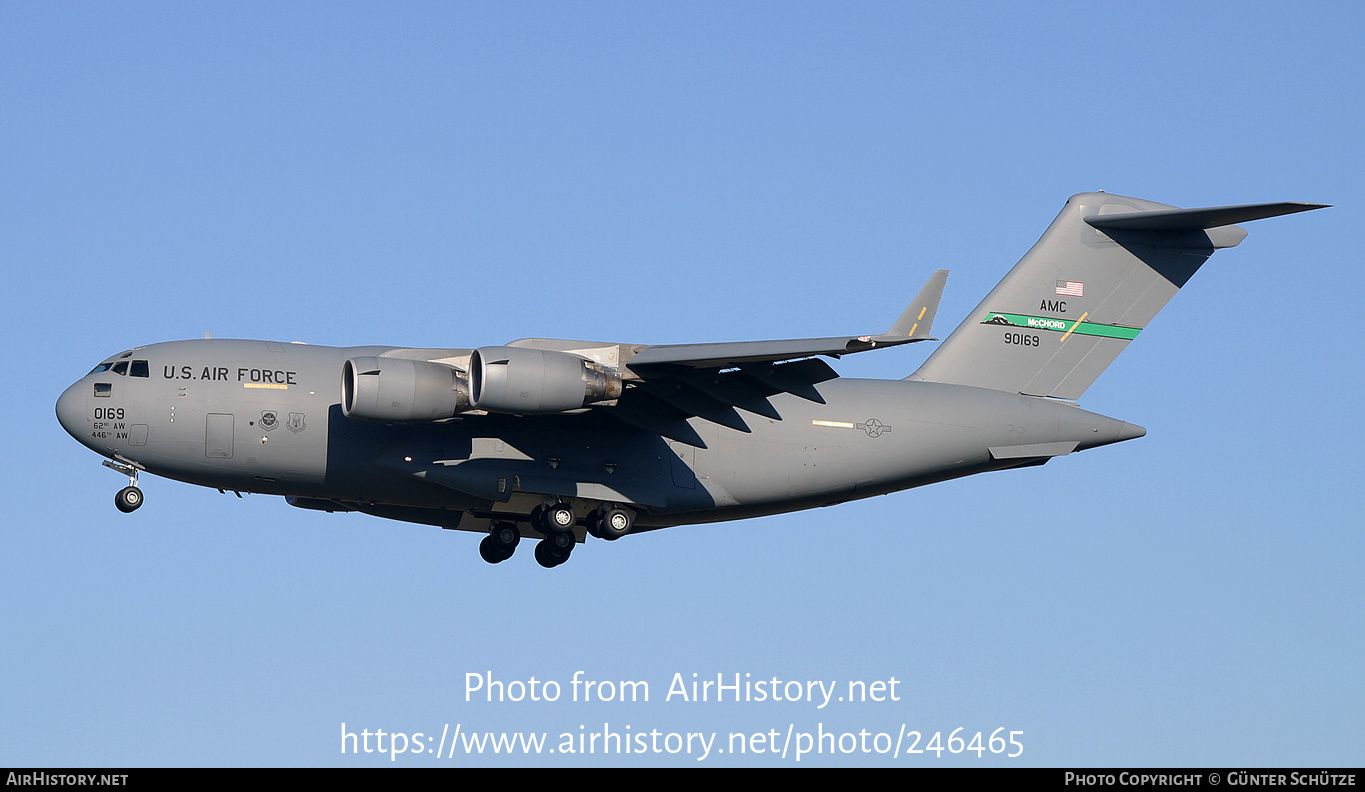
left=56, top=193, right=1325, bottom=568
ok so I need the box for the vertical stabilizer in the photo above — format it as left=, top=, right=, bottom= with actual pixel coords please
left=908, top=193, right=1325, bottom=400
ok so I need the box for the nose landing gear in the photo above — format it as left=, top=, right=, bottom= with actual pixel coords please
left=102, top=458, right=144, bottom=513
left=114, top=486, right=143, bottom=513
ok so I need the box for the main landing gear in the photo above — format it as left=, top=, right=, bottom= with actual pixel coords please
left=103, top=458, right=144, bottom=513
left=479, top=521, right=522, bottom=564
left=530, top=502, right=577, bottom=569
left=477, top=501, right=636, bottom=568
left=586, top=506, right=632, bottom=541
left=533, top=529, right=575, bottom=569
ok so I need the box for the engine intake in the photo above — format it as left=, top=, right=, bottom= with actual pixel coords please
left=469, top=346, right=621, bottom=414
left=342, top=356, right=470, bottom=423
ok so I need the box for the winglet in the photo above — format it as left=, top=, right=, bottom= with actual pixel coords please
left=882, top=269, right=948, bottom=340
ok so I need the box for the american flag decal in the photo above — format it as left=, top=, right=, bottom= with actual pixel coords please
left=1056, top=280, right=1084, bottom=297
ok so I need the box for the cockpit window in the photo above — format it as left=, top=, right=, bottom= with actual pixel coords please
left=94, top=383, right=112, bottom=397
left=112, top=361, right=129, bottom=376
left=130, top=360, right=149, bottom=378
left=88, top=363, right=112, bottom=375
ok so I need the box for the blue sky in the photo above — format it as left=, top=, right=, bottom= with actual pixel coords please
left=3, top=1, right=1360, bottom=766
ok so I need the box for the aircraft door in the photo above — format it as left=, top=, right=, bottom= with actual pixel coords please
left=205, top=413, right=234, bottom=459
left=666, top=440, right=696, bottom=489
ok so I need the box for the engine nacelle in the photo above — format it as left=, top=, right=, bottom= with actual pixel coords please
left=342, top=356, right=470, bottom=423
left=469, top=346, right=621, bottom=414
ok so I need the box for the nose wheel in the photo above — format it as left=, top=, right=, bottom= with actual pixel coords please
left=115, top=486, right=144, bottom=513
left=103, top=458, right=145, bottom=513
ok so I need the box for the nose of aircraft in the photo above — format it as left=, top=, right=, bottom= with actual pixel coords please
left=55, top=379, right=86, bottom=441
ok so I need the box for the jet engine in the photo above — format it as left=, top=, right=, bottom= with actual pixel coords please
left=342, top=356, right=471, bottom=423
left=469, top=346, right=621, bottom=414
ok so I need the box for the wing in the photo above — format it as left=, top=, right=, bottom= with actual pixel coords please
left=626, top=268, right=946, bottom=368
left=351, top=270, right=948, bottom=510
left=593, top=269, right=947, bottom=447
left=367, top=270, right=946, bottom=448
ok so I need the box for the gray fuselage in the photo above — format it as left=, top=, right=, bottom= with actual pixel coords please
left=56, top=338, right=1142, bottom=533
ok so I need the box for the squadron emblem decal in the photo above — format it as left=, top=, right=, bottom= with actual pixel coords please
left=287, top=412, right=306, bottom=433
left=260, top=411, right=278, bottom=431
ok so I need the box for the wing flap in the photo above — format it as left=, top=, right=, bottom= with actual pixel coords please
left=626, top=335, right=902, bottom=368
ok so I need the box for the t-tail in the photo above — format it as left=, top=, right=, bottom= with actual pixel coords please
left=908, top=192, right=1327, bottom=400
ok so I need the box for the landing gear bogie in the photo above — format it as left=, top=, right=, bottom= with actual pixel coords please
left=481, top=501, right=633, bottom=568
left=588, top=505, right=633, bottom=540
left=479, top=535, right=506, bottom=564
left=536, top=501, right=577, bottom=534
left=534, top=537, right=572, bottom=568
left=599, top=507, right=632, bottom=540
left=479, top=521, right=522, bottom=564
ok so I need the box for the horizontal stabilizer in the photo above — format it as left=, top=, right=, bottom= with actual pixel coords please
left=1085, top=202, right=1328, bottom=233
